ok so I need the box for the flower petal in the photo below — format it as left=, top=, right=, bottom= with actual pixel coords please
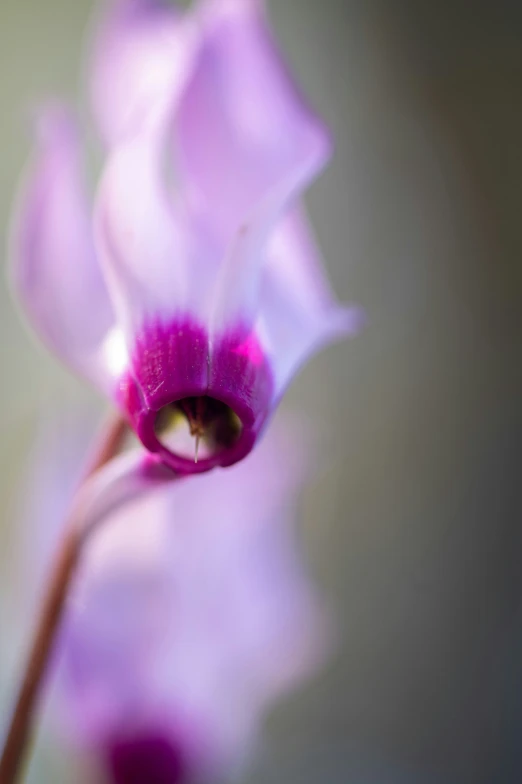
left=175, top=0, right=332, bottom=249
left=9, top=106, right=119, bottom=394
left=94, top=80, right=216, bottom=339
left=89, top=0, right=183, bottom=146
left=260, top=208, right=365, bottom=394
left=209, top=133, right=329, bottom=335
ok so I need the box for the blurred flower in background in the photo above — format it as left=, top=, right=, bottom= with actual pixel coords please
left=10, top=413, right=329, bottom=783
left=10, top=0, right=362, bottom=477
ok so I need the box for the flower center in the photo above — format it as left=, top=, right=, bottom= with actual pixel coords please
left=154, top=396, right=242, bottom=463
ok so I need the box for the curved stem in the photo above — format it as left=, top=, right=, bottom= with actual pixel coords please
left=0, top=411, right=128, bottom=784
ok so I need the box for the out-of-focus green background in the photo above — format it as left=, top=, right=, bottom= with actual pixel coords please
left=1, top=1, right=522, bottom=782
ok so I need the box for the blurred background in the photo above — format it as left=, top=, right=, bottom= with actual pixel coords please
left=0, top=0, right=522, bottom=782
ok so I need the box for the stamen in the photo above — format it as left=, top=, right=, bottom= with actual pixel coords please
left=179, top=397, right=206, bottom=463
left=155, top=396, right=242, bottom=463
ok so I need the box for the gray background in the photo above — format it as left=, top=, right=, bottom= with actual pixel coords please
left=1, top=1, right=522, bottom=782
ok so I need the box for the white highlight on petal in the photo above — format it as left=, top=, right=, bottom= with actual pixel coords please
left=102, top=326, right=129, bottom=380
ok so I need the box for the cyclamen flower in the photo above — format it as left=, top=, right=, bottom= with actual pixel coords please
left=11, top=0, right=361, bottom=474
left=21, top=419, right=328, bottom=783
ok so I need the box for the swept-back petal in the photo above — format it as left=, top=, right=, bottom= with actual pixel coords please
left=95, top=84, right=216, bottom=338
left=260, top=208, right=365, bottom=394
left=175, top=0, right=332, bottom=248
left=209, top=134, right=328, bottom=336
left=89, top=0, right=184, bottom=146
left=10, top=106, right=118, bottom=394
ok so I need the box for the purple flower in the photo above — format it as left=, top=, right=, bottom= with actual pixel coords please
left=23, top=420, right=329, bottom=782
left=11, top=0, right=362, bottom=474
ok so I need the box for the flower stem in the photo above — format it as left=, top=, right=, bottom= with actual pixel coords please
left=0, top=411, right=128, bottom=784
